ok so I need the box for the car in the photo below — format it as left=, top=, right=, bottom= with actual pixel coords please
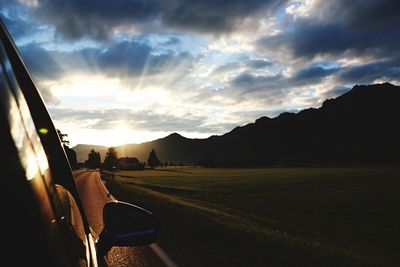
left=0, top=18, right=158, bottom=267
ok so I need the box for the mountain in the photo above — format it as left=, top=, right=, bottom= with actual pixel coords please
left=211, top=82, right=400, bottom=165
left=73, top=83, right=400, bottom=166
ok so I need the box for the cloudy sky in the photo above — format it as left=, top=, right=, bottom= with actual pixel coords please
left=1, top=0, right=399, bottom=146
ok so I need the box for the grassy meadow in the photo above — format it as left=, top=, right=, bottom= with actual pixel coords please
left=101, top=166, right=400, bottom=266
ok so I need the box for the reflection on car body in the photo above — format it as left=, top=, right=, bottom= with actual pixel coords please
left=0, top=18, right=158, bottom=267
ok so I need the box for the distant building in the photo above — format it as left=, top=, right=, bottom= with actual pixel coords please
left=118, top=157, right=139, bottom=170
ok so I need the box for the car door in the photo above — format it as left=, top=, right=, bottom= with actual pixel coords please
left=1, top=18, right=158, bottom=266
left=0, top=19, right=97, bottom=267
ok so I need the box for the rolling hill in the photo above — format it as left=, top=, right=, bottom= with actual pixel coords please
left=73, top=83, right=400, bottom=166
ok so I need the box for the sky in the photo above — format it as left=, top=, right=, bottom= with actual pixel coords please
left=1, top=0, right=400, bottom=147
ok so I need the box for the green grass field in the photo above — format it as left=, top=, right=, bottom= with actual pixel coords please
left=101, top=166, right=400, bottom=266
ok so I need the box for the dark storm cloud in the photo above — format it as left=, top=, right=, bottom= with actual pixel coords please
left=161, top=0, right=286, bottom=34
left=29, top=0, right=288, bottom=40
left=230, top=63, right=340, bottom=92
left=258, top=20, right=400, bottom=59
left=73, top=41, right=194, bottom=79
left=34, top=0, right=162, bottom=40
left=286, top=22, right=369, bottom=58
left=94, top=41, right=193, bottom=76
left=225, top=71, right=292, bottom=106
left=1, top=16, right=37, bottom=39
left=289, top=65, right=340, bottom=85
left=89, top=41, right=153, bottom=74
left=315, top=0, right=400, bottom=30
left=230, top=72, right=283, bottom=91
left=18, top=40, right=194, bottom=80
left=258, top=0, right=400, bottom=59
left=1, top=1, right=43, bottom=41
left=19, top=43, right=64, bottom=78
left=218, top=61, right=345, bottom=106
left=245, top=59, right=273, bottom=69
left=16, top=43, right=62, bottom=105
left=338, top=59, right=400, bottom=84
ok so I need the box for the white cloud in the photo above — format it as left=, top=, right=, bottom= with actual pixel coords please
left=4, top=0, right=399, bottom=146
left=285, top=0, right=318, bottom=19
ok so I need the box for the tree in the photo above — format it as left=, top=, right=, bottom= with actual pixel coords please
left=57, top=129, right=70, bottom=146
left=104, top=147, right=118, bottom=170
left=65, top=148, right=78, bottom=169
left=87, top=149, right=101, bottom=168
left=57, top=129, right=78, bottom=169
left=147, top=149, right=160, bottom=169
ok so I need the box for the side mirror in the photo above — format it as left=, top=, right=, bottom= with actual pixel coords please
left=97, top=201, right=158, bottom=256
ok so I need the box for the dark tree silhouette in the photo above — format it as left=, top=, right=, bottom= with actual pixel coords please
left=57, top=129, right=78, bottom=169
left=104, top=147, right=118, bottom=170
left=147, top=149, right=161, bottom=169
left=66, top=148, right=78, bottom=169
left=87, top=149, right=101, bottom=168
left=57, top=129, right=70, bottom=146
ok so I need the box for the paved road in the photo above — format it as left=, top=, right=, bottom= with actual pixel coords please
left=74, top=170, right=165, bottom=267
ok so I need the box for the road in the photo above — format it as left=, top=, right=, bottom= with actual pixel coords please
left=74, top=170, right=166, bottom=267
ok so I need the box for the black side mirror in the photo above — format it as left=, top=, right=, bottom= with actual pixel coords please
left=97, top=201, right=158, bottom=256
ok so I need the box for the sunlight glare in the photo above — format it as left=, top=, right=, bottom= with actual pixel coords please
left=50, top=75, right=125, bottom=98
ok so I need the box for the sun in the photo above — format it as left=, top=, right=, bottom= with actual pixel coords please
left=107, top=124, right=136, bottom=147
left=99, top=123, right=166, bottom=147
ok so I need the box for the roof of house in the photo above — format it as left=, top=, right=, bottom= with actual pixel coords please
left=118, top=157, right=139, bottom=164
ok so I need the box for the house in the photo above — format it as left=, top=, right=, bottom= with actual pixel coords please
left=118, top=157, right=140, bottom=170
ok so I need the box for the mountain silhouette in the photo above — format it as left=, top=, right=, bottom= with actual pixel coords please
left=73, top=83, right=400, bottom=166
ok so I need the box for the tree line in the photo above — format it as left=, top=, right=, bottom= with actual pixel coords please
left=84, top=147, right=164, bottom=170
left=58, top=129, right=184, bottom=170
